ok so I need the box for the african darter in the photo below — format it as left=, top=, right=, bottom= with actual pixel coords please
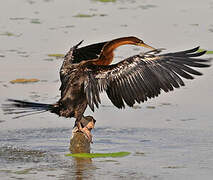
left=3, top=36, right=211, bottom=141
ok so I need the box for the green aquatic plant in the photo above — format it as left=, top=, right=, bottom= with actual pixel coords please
left=0, top=32, right=15, bottom=36
left=73, top=14, right=96, bottom=18
left=0, top=170, right=12, bottom=173
left=30, top=19, right=41, bottom=24
left=14, top=168, right=33, bottom=174
left=65, top=151, right=130, bottom=158
left=0, top=32, right=20, bottom=37
left=197, top=49, right=213, bottom=54
left=146, top=106, right=156, bottom=109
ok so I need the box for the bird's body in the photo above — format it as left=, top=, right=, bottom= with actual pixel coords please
left=4, top=36, right=211, bottom=140
left=52, top=37, right=157, bottom=129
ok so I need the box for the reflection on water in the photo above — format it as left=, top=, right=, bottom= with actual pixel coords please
left=66, top=158, right=95, bottom=180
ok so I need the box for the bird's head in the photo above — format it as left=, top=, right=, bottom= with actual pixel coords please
left=127, top=36, right=156, bottom=50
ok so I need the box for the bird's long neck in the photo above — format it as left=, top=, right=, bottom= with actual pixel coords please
left=92, top=37, right=136, bottom=66
left=103, top=37, right=136, bottom=53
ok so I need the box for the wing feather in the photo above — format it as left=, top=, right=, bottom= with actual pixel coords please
left=84, top=48, right=211, bottom=110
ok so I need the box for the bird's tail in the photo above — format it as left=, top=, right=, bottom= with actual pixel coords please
left=2, top=99, right=58, bottom=119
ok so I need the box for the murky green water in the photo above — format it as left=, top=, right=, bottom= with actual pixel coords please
left=0, top=0, right=213, bottom=179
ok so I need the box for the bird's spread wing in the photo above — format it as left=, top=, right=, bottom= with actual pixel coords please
left=71, top=41, right=107, bottom=63
left=84, top=47, right=211, bottom=111
left=60, top=41, right=108, bottom=91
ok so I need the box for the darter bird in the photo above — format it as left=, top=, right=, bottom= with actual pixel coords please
left=3, top=36, right=211, bottom=141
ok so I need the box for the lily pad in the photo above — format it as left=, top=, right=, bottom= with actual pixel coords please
left=10, top=78, right=40, bottom=84
left=197, top=49, right=213, bottom=54
left=65, top=151, right=130, bottom=158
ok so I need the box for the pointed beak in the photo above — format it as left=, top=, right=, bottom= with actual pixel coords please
left=138, top=42, right=156, bottom=50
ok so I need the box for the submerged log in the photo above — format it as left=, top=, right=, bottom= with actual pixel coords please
left=69, top=116, right=96, bottom=153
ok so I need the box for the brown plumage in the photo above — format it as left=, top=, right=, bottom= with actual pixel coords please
left=3, top=36, right=211, bottom=140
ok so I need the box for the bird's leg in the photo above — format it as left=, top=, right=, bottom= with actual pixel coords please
left=81, top=116, right=96, bottom=143
left=73, top=102, right=94, bottom=142
left=74, top=116, right=95, bottom=142
left=77, top=121, right=92, bottom=143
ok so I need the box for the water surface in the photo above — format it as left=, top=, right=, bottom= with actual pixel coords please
left=0, top=0, right=213, bottom=179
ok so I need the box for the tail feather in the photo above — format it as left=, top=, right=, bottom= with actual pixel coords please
left=2, top=99, right=56, bottom=119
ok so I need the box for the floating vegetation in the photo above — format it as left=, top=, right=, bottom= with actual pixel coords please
left=190, top=23, right=199, bottom=26
left=93, top=0, right=116, bottom=2
left=197, top=49, right=213, bottom=54
left=73, top=14, right=96, bottom=18
left=10, top=17, right=26, bottom=21
left=0, top=170, right=12, bottom=173
left=0, top=32, right=15, bottom=36
left=206, top=50, right=213, bottom=54
left=160, top=102, right=172, bottom=106
left=10, top=78, right=40, bottom=84
left=99, top=14, right=107, bottom=17
left=139, top=4, right=157, bottom=10
left=163, top=166, right=186, bottom=169
left=14, top=168, right=34, bottom=175
left=0, top=32, right=21, bottom=37
left=63, top=25, right=75, bottom=28
left=44, top=58, right=54, bottom=61
left=49, top=25, right=75, bottom=30
left=65, top=151, right=130, bottom=158
left=73, top=13, right=107, bottom=18
left=132, top=105, right=141, bottom=109
left=180, top=118, right=196, bottom=121
left=146, top=106, right=156, bottom=109
left=47, top=54, right=64, bottom=59
left=134, top=152, right=145, bottom=156
left=30, top=19, right=41, bottom=24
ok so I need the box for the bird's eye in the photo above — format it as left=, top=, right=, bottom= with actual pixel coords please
left=72, top=83, right=78, bottom=87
